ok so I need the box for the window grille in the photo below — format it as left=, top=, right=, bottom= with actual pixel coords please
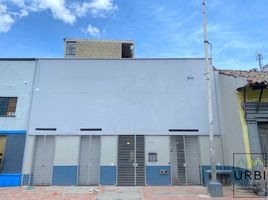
left=0, top=97, right=17, bottom=116
left=66, top=41, right=76, bottom=56
left=148, top=152, right=157, bottom=162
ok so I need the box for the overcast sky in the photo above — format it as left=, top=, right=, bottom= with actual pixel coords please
left=0, top=0, right=267, bottom=70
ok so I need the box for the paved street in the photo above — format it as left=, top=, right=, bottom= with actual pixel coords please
left=0, top=186, right=265, bottom=200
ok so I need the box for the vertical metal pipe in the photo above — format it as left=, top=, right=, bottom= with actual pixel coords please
left=183, top=136, right=188, bottom=185
left=134, top=135, right=137, bottom=186
left=202, top=0, right=217, bottom=182
left=87, top=135, right=91, bottom=185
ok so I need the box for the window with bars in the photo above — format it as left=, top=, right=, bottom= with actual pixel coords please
left=0, top=97, right=17, bottom=116
left=66, top=41, right=76, bottom=56
left=148, top=152, right=158, bottom=162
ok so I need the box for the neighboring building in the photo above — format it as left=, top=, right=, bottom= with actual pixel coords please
left=263, top=64, right=268, bottom=71
left=22, top=58, right=223, bottom=186
left=0, top=59, right=36, bottom=186
left=64, top=39, right=134, bottom=58
left=219, top=70, right=268, bottom=167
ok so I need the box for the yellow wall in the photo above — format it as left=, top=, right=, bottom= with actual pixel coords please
left=243, top=87, right=268, bottom=103
left=237, top=87, right=268, bottom=169
left=0, top=136, right=7, bottom=168
left=0, top=136, right=6, bottom=154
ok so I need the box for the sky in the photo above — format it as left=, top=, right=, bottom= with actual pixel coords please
left=0, top=0, right=267, bottom=70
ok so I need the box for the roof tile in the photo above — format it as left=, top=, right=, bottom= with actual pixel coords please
left=219, top=70, right=268, bottom=86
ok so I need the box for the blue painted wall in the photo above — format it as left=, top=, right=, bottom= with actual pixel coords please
left=0, top=130, right=26, bottom=134
left=52, top=166, right=77, bottom=186
left=146, top=166, right=171, bottom=185
left=100, top=166, right=116, bottom=185
left=1, top=134, right=26, bottom=174
left=201, top=165, right=250, bottom=186
left=0, top=174, right=22, bottom=187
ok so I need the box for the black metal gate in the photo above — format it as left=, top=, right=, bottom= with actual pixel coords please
left=117, top=135, right=145, bottom=186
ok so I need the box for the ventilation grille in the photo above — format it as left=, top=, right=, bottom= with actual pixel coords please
left=35, top=128, right=57, bottom=131
left=169, top=129, right=199, bottom=132
left=80, top=128, right=102, bottom=131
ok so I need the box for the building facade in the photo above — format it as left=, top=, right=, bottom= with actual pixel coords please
left=0, top=59, right=36, bottom=186
left=64, top=39, right=134, bottom=59
left=219, top=70, right=268, bottom=168
left=263, top=64, right=268, bottom=71
left=217, top=70, right=268, bottom=193
left=21, top=58, right=223, bottom=186
left=1, top=56, right=267, bottom=187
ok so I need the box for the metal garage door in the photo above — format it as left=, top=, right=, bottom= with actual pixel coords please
left=117, top=135, right=145, bottom=186
left=31, top=135, right=55, bottom=185
left=78, top=135, right=100, bottom=185
left=258, top=122, right=268, bottom=156
left=170, top=135, right=200, bottom=185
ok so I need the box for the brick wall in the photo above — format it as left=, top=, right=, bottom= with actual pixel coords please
left=64, top=40, right=129, bottom=58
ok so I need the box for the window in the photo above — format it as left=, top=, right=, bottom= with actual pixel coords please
left=122, top=43, right=133, bottom=58
left=148, top=152, right=158, bottom=162
left=66, top=41, right=76, bottom=56
left=0, top=97, right=17, bottom=116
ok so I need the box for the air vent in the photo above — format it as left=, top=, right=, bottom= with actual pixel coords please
left=80, top=128, right=102, bottom=131
left=169, top=129, right=199, bottom=132
left=35, top=128, right=57, bottom=131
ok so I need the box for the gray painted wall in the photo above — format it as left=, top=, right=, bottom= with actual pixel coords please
left=100, top=136, right=117, bottom=166
left=29, top=59, right=220, bottom=135
left=22, top=135, right=35, bottom=174
left=0, top=61, right=35, bottom=130
left=218, top=74, right=247, bottom=167
left=145, top=136, right=170, bottom=166
left=199, top=135, right=223, bottom=166
left=54, top=136, right=80, bottom=166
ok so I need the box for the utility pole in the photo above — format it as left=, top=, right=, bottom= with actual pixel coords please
left=202, top=0, right=223, bottom=197
left=202, top=0, right=216, bottom=182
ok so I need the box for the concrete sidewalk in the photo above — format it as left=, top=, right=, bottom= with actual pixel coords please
left=0, top=186, right=264, bottom=200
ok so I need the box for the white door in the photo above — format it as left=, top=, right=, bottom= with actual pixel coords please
left=31, top=135, right=55, bottom=185
left=78, top=135, right=100, bottom=185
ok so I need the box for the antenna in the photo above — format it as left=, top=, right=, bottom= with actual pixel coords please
left=256, top=51, right=263, bottom=71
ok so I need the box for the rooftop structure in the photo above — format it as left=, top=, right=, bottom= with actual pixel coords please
left=64, top=39, right=134, bottom=59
